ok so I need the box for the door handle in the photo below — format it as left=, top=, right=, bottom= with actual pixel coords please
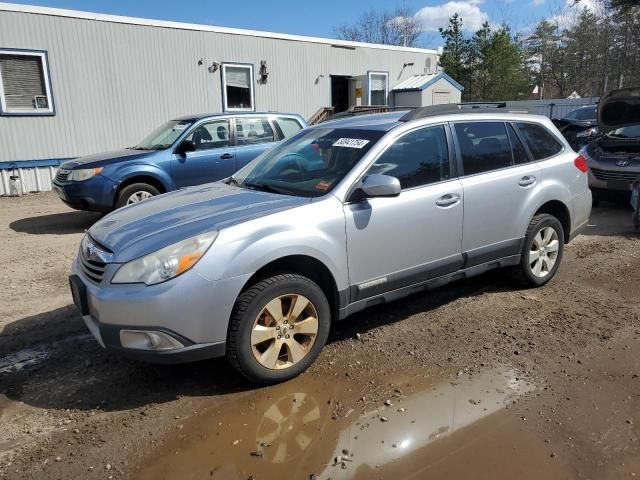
left=435, top=193, right=460, bottom=207
left=220, top=153, right=234, bottom=160
left=518, top=175, right=536, bottom=187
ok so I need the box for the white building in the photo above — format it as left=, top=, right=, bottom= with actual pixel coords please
left=0, top=3, right=450, bottom=194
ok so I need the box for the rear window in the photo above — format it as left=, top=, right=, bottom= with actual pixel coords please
left=455, top=122, right=512, bottom=175
left=275, top=117, right=304, bottom=139
left=517, top=123, right=564, bottom=160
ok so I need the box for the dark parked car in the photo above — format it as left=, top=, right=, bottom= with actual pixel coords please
left=582, top=87, right=640, bottom=205
left=552, top=105, right=598, bottom=150
left=52, top=113, right=306, bottom=212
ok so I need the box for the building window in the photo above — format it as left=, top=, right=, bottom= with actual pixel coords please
left=0, top=49, right=54, bottom=115
left=368, top=71, right=388, bottom=106
left=222, top=63, right=254, bottom=112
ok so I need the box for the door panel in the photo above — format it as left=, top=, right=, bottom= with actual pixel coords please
left=171, top=119, right=236, bottom=188
left=345, top=180, right=464, bottom=301
left=453, top=120, right=542, bottom=261
left=460, top=163, right=540, bottom=259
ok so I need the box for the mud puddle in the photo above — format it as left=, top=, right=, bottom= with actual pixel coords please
left=133, top=367, right=570, bottom=480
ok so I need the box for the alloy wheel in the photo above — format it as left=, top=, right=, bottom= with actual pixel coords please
left=251, top=294, right=319, bottom=370
left=126, top=191, right=153, bottom=204
left=529, top=226, right=560, bottom=278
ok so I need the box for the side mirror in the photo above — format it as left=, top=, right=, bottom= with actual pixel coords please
left=178, top=140, right=196, bottom=154
left=359, top=174, right=401, bottom=199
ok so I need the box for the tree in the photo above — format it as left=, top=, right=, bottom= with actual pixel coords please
left=439, top=16, right=529, bottom=101
left=335, top=6, right=421, bottom=47
left=438, top=14, right=472, bottom=97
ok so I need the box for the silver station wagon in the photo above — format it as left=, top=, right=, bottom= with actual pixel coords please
left=70, top=105, right=592, bottom=384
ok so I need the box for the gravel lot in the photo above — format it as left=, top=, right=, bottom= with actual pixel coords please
left=1, top=192, right=639, bottom=479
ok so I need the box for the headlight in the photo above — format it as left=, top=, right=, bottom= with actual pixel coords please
left=68, top=167, right=103, bottom=182
left=576, top=127, right=599, bottom=138
left=112, top=232, right=218, bottom=285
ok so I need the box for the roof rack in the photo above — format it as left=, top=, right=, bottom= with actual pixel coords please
left=399, top=102, right=530, bottom=122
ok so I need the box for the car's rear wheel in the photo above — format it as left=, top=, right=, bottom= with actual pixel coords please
left=115, top=183, right=160, bottom=209
left=227, top=274, right=331, bottom=384
left=510, top=213, right=564, bottom=288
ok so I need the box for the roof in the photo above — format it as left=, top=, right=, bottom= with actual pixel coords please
left=392, top=72, right=464, bottom=93
left=172, top=112, right=302, bottom=122
left=0, top=2, right=438, bottom=55
left=315, top=111, right=408, bottom=131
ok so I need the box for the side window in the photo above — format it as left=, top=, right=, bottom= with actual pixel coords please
left=185, top=119, right=230, bottom=151
left=507, top=124, right=530, bottom=165
left=455, top=122, right=512, bottom=175
left=235, top=117, right=275, bottom=146
left=368, top=125, right=450, bottom=189
left=275, top=117, right=303, bottom=139
left=516, top=122, right=564, bottom=160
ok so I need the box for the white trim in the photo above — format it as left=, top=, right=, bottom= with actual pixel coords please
left=0, top=49, right=54, bottom=114
left=367, top=71, right=389, bottom=106
left=0, top=2, right=438, bottom=55
left=222, top=63, right=255, bottom=112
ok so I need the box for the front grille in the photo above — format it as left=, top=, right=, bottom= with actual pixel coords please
left=590, top=167, right=640, bottom=183
left=80, top=251, right=106, bottom=284
left=55, top=169, right=70, bottom=183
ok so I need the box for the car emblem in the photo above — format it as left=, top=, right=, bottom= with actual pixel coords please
left=83, top=236, right=113, bottom=263
left=616, top=160, right=630, bottom=167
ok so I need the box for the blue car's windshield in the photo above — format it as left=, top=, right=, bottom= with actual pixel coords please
left=232, top=128, right=384, bottom=197
left=134, top=120, right=194, bottom=150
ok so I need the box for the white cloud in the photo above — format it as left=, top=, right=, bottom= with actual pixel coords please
left=548, top=0, right=600, bottom=29
left=414, top=0, right=490, bottom=32
left=531, top=0, right=545, bottom=5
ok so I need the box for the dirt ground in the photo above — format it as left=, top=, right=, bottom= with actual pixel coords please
left=0, top=192, right=639, bottom=480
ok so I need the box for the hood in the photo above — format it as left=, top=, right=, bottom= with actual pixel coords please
left=88, top=183, right=310, bottom=263
left=60, top=148, right=158, bottom=169
left=598, top=87, right=640, bottom=135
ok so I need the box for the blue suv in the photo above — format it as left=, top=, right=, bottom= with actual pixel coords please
left=53, top=113, right=306, bottom=212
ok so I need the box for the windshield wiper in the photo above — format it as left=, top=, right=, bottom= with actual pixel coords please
left=243, top=182, right=294, bottom=196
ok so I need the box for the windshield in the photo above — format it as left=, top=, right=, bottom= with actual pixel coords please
left=134, top=120, right=194, bottom=150
left=565, top=106, right=596, bottom=121
left=607, top=125, right=640, bottom=139
left=233, top=128, right=384, bottom=197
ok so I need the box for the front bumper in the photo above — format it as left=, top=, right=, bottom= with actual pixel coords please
left=70, top=258, right=251, bottom=364
left=53, top=175, right=116, bottom=212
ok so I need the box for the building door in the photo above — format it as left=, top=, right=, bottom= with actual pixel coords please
left=331, top=75, right=351, bottom=113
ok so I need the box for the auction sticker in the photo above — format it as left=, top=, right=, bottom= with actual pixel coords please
left=333, top=138, right=370, bottom=149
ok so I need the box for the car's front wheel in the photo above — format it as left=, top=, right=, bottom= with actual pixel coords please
left=510, top=213, right=564, bottom=288
left=227, top=274, right=331, bottom=384
left=115, top=183, right=160, bottom=209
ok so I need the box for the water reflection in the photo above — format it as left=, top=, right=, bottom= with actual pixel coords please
left=136, top=368, right=539, bottom=480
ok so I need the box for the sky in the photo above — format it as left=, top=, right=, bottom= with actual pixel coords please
left=6, top=0, right=586, bottom=48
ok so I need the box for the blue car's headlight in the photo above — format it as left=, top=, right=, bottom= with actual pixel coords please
left=112, top=232, right=218, bottom=285
left=68, top=167, right=103, bottom=182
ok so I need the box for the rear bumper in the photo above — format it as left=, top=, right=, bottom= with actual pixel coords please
left=52, top=175, right=116, bottom=212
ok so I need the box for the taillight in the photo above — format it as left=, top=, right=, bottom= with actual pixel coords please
left=574, top=155, right=588, bottom=173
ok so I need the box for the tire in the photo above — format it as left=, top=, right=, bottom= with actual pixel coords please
left=227, top=274, right=331, bottom=384
left=510, top=214, right=564, bottom=288
left=592, top=192, right=600, bottom=208
left=114, top=183, right=160, bottom=209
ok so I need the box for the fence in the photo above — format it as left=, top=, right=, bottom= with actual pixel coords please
left=505, top=97, right=599, bottom=119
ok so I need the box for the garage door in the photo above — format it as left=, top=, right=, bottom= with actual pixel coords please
left=432, top=91, right=451, bottom=105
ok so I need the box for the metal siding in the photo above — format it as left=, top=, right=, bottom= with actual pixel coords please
left=0, top=10, right=438, bottom=166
